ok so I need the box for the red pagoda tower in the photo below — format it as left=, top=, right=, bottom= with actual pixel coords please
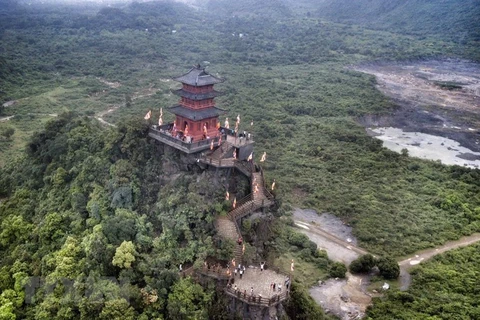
left=169, top=65, right=226, bottom=142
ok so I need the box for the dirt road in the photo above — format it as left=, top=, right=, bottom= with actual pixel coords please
left=293, top=209, right=372, bottom=320
left=397, top=232, right=480, bottom=290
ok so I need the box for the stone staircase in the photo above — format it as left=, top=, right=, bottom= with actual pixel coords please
left=201, top=143, right=274, bottom=266
left=215, top=216, right=243, bottom=265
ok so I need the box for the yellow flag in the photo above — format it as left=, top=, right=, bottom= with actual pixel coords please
left=144, top=110, right=152, bottom=120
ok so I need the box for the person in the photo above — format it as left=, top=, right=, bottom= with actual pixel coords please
left=273, top=283, right=276, bottom=291
left=234, top=284, right=237, bottom=292
left=237, top=237, right=243, bottom=245
left=234, top=268, right=238, bottom=277
left=260, top=262, right=265, bottom=271
left=239, top=268, right=243, bottom=279
left=278, top=284, right=282, bottom=292
left=179, top=264, right=182, bottom=272
left=250, top=287, right=253, bottom=296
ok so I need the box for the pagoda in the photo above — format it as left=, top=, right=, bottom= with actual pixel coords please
left=169, top=65, right=226, bottom=142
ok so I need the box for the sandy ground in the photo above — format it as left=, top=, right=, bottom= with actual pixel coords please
left=0, top=116, right=15, bottom=122
left=354, top=59, right=480, bottom=155
left=293, top=209, right=371, bottom=320
left=369, top=127, right=480, bottom=168
left=309, top=274, right=371, bottom=320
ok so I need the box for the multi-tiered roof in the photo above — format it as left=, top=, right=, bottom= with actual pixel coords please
left=168, top=66, right=226, bottom=139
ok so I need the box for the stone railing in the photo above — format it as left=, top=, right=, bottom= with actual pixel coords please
left=149, top=125, right=226, bottom=153
left=224, top=287, right=289, bottom=307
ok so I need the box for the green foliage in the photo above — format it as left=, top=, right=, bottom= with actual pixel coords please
left=329, top=262, right=347, bottom=279
left=284, top=282, right=326, bottom=320
left=315, top=0, right=480, bottom=44
left=0, top=126, right=15, bottom=140
left=376, top=256, right=400, bottom=280
left=99, top=298, right=136, bottom=320
left=367, top=244, right=480, bottom=319
left=0, top=1, right=479, bottom=318
left=349, top=254, right=376, bottom=274
left=0, top=115, right=223, bottom=318
left=167, top=277, right=211, bottom=320
left=112, top=241, right=137, bottom=269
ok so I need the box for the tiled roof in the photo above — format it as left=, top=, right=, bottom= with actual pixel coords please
left=174, top=66, right=224, bottom=86
left=168, top=105, right=227, bottom=121
left=171, top=89, right=223, bottom=100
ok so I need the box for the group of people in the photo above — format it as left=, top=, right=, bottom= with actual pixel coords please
left=234, top=263, right=246, bottom=279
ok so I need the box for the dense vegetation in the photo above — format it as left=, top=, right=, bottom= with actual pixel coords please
left=366, top=243, right=480, bottom=319
left=314, top=0, right=480, bottom=44
left=0, top=0, right=479, bottom=318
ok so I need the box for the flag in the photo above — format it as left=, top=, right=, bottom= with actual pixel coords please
left=237, top=114, right=240, bottom=124
left=144, top=110, right=152, bottom=120
left=218, top=135, right=222, bottom=145
left=210, top=140, right=214, bottom=150
left=247, top=152, right=253, bottom=161
left=234, top=121, right=238, bottom=134
left=233, top=197, right=237, bottom=208
left=225, top=118, right=230, bottom=129
left=184, top=124, right=188, bottom=135
left=260, top=152, right=266, bottom=162
left=271, top=179, right=276, bottom=191
left=203, top=124, right=208, bottom=135
left=173, top=123, right=177, bottom=131
left=251, top=120, right=253, bottom=126
left=226, top=191, right=230, bottom=201
left=158, top=108, right=163, bottom=126
left=290, top=259, right=294, bottom=272
left=216, top=121, right=221, bottom=129
left=233, top=150, right=236, bottom=159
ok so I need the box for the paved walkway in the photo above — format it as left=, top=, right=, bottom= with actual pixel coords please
left=231, top=267, right=288, bottom=299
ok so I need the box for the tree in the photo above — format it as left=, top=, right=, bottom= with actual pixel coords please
left=167, top=278, right=211, bottom=320
left=284, top=282, right=326, bottom=320
left=99, top=298, right=135, bottom=320
left=377, top=256, right=400, bottom=279
left=112, top=241, right=137, bottom=269
left=349, top=254, right=376, bottom=274
left=329, top=262, right=347, bottom=278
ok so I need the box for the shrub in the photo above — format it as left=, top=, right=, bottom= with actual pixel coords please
left=377, top=256, right=400, bottom=279
left=329, top=262, right=347, bottom=278
left=349, top=254, right=376, bottom=274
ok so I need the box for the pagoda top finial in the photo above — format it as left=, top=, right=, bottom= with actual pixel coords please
left=174, top=65, right=224, bottom=86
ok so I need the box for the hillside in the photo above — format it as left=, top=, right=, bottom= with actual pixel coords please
left=315, top=0, right=480, bottom=44
left=0, top=1, right=480, bottom=319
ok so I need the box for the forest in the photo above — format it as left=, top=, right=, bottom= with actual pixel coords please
left=0, top=0, right=479, bottom=319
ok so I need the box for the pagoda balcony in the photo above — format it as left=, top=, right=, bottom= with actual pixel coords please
left=149, top=123, right=225, bottom=154
left=219, top=126, right=255, bottom=148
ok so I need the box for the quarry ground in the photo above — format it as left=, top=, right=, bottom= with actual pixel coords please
left=354, top=59, right=480, bottom=153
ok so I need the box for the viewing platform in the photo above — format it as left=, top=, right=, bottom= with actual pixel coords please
left=148, top=124, right=254, bottom=155
left=226, top=267, right=290, bottom=307
left=148, top=123, right=225, bottom=154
